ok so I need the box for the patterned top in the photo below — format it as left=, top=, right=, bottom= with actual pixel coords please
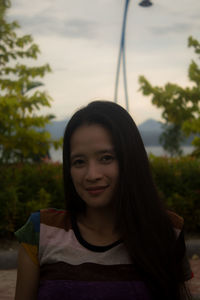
left=15, top=208, right=192, bottom=300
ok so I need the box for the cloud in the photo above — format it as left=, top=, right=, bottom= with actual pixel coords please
left=189, top=13, right=200, bottom=21
left=62, top=19, right=97, bottom=39
left=7, top=13, right=98, bottom=39
left=150, top=22, right=195, bottom=36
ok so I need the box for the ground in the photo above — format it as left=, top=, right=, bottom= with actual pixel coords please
left=0, top=238, right=19, bottom=252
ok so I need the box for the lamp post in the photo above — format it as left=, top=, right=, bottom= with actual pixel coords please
left=114, top=0, right=153, bottom=111
left=139, top=0, right=153, bottom=7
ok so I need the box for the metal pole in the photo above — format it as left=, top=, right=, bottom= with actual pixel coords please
left=122, top=0, right=130, bottom=111
left=122, top=38, right=129, bottom=111
left=114, top=0, right=130, bottom=110
left=114, top=0, right=152, bottom=110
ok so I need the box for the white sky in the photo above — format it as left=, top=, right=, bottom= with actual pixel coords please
left=7, top=0, right=200, bottom=125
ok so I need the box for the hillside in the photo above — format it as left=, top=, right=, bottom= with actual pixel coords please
left=46, top=118, right=193, bottom=146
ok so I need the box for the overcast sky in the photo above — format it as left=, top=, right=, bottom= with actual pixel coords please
left=7, top=0, right=200, bottom=125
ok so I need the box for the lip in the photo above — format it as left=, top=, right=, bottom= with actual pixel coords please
left=86, top=186, right=108, bottom=191
left=86, top=186, right=108, bottom=195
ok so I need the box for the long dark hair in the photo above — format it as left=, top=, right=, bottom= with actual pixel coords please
left=63, top=100, right=191, bottom=300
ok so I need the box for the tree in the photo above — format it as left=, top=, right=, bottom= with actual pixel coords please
left=138, top=36, right=200, bottom=157
left=0, top=0, right=61, bottom=163
left=159, top=124, right=184, bottom=157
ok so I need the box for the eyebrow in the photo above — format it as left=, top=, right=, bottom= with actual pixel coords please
left=70, top=148, right=115, bottom=161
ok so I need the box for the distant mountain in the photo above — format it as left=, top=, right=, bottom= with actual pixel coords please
left=46, top=118, right=193, bottom=146
left=138, top=119, right=163, bottom=132
left=138, top=119, right=163, bottom=146
left=46, top=119, right=69, bottom=139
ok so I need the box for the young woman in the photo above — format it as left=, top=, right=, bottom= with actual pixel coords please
left=15, top=100, right=192, bottom=300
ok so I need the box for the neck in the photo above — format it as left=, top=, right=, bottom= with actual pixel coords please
left=78, top=207, right=117, bottom=235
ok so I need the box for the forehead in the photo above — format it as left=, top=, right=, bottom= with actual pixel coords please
left=70, top=124, right=113, bottom=154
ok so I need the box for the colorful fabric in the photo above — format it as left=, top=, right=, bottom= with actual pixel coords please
left=15, top=208, right=192, bottom=300
left=15, top=211, right=40, bottom=266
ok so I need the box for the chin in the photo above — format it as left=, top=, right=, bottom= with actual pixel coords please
left=86, top=200, right=114, bottom=210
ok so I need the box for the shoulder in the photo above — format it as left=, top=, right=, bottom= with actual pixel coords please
left=40, top=208, right=71, bottom=230
left=29, top=211, right=40, bottom=232
left=15, top=211, right=40, bottom=245
left=15, top=211, right=41, bottom=266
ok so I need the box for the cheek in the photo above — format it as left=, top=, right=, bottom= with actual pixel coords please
left=70, top=171, right=81, bottom=196
left=70, top=168, right=82, bottom=186
left=70, top=169, right=76, bottom=187
left=112, top=163, right=119, bottom=181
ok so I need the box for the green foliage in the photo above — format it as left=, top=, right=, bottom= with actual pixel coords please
left=149, top=155, right=200, bottom=233
left=0, top=162, right=64, bottom=236
left=159, top=124, right=185, bottom=157
left=0, top=0, right=62, bottom=163
left=0, top=158, right=199, bottom=237
left=139, top=36, right=200, bottom=157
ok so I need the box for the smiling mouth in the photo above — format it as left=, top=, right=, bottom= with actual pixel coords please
left=86, top=186, right=108, bottom=195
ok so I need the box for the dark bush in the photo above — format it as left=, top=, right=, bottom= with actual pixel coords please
left=0, top=156, right=199, bottom=237
left=0, top=162, right=64, bottom=237
left=149, top=155, right=200, bottom=233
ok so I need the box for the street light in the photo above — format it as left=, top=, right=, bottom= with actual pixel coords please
left=114, top=0, right=153, bottom=112
left=114, top=0, right=130, bottom=111
left=139, top=0, right=153, bottom=7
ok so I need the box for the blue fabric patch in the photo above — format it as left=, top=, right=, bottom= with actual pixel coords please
left=30, top=211, right=40, bottom=233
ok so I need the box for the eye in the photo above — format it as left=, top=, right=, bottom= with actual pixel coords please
left=100, top=155, right=114, bottom=164
left=71, top=159, right=85, bottom=167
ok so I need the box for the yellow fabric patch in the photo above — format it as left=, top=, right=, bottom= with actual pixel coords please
left=21, top=242, right=39, bottom=266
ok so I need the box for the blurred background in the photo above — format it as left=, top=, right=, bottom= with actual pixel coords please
left=0, top=2, right=200, bottom=299
left=0, top=0, right=200, bottom=237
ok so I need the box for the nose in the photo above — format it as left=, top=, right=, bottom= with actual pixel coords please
left=85, top=161, right=102, bottom=182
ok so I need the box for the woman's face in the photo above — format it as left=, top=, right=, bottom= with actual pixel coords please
left=70, top=124, right=119, bottom=211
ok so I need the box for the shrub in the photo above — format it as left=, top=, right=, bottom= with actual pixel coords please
left=149, top=155, right=200, bottom=233
left=0, top=156, right=199, bottom=237
left=0, top=162, right=64, bottom=237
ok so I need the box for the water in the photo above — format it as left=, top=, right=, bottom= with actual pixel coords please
left=50, top=146, right=194, bottom=163
left=145, top=146, right=194, bottom=157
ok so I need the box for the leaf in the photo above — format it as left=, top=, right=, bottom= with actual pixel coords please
left=0, top=1, right=59, bottom=163
left=138, top=36, right=200, bottom=157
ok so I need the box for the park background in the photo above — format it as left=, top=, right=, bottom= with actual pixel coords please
left=0, top=1, right=200, bottom=299
left=1, top=0, right=200, bottom=235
